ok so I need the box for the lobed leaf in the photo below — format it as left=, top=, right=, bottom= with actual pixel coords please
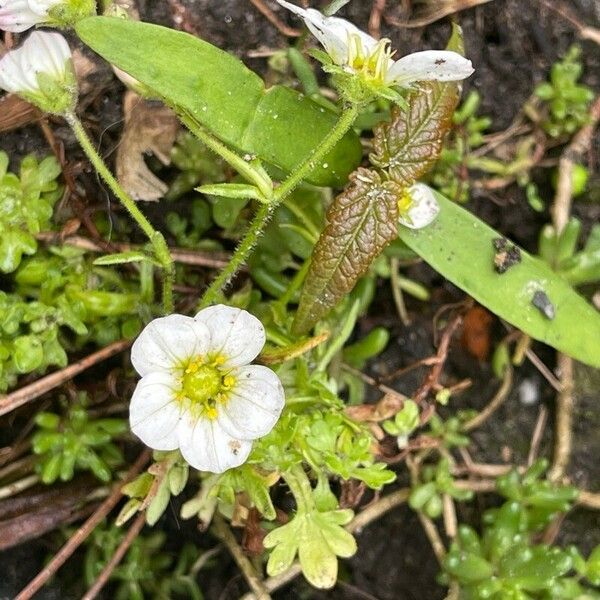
left=293, top=169, right=400, bottom=333
left=398, top=192, right=600, bottom=368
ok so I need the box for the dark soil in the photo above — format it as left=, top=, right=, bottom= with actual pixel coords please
left=1, top=1, right=599, bottom=599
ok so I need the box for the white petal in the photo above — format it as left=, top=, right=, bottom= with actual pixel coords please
left=27, top=0, right=61, bottom=16
left=0, top=30, right=71, bottom=94
left=178, top=415, right=252, bottom=473
left=0, top=0, right=42, bottom=32
left=399, top=183, right=440, bottom=229
left=129, top=371, right=182, bottom=451
left=387, top=50, right=474, bottom=85
left=193, top=305, right=265, bottom=367
left=131, top=314, right=211, bottom=377
left=276, top=0, right=377, bottom=65
left=217, top=365, right=285, bottom=439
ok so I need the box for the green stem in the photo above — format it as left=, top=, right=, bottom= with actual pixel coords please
left=67, top=113, right=174, bottom=314
left=282, top=465, right=315, bottom=512
left=180, top=112, right=273, bottom=199
left=199, top=104, right=359, bottom=307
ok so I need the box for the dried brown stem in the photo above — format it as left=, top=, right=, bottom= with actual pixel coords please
left=0, top=339, right=131, bottom=418
left=548, top=96, right=600, bottom=483
left=213, top=514, right=272, bottom=600
left=250, top=0, right=301, bottom=37
left=386, top=0, right=493, bottom=28
left=36, top=232, right=233, bottom=269
left=81, top=511, right=146, bottom=600
left=15, top=449, right=151, bottom=600
left=463, top=366, right=513, bottom=431
left=536, top=0, right=600, bottom=45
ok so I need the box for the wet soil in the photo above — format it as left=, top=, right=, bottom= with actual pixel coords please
left=1, top=1, right=599, bottom=599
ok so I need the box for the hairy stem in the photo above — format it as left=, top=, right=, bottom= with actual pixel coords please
left=198, top=104, right=359, bottom=306
left=67, top=113, right=174, bottom=313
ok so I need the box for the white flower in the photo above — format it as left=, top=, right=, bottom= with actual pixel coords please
left=0, top=30, right=76, bottom=113
left=398, top=183, right=440, bottom=229
left=0, top=0, right=95, bottom=32
left=0, top=0, right=60, bottom=32
left=129, top=305, right=285, bottom=473
left=277, top=0, right=473, bottom=88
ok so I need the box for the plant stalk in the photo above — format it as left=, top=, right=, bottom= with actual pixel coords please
left=198, top=104, right=359, bottom=307
left=66, top=113, right=174, bottom=313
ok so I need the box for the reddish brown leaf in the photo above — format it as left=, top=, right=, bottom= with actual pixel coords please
left=293, top=168, right=401, bottom=333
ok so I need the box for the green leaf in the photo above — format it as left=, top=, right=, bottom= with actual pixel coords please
left=75, top=17, right=361, bottom=187
left=293, top=168, right=400, bottom=333
left=398, top=192, right=600, bottom=368
left=93, top=251, right=152, bottom=266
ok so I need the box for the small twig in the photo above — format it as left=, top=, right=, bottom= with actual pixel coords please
left=386, top=0, right=492, bottom=28
left=414, top=312, right=463, bottom=403
left=15, top=449, right=151, bottom=600
left=368, top=0, right=386, bottom=38
left=579, top=491, right=600, bottom=510
left=349, top=487, right=411, bottom=533
left=81, top=512, right=146, bottom=600
left=0, top=474, right=39, bottom=500
left=442, top=494, right=457, bottom=539
left=525, top=348, right=562, bottom=391
left=548, top=354, right=575, bottom=483
left=536, top=0, right=600, bottom=45
left=0, top=339, right=131, bottom=417
left=250, top=0, right=301, bottom=37
left=463, top=367, right=513, bottom=431
left=548, top=96, right=600, bottom=483
left=36, top=232, right=233, bottom=269
left=213, top=514, right=272, bottom=600
left=417, top=512, right=447, bottom=564
left=527, top=404, right=548, bottom=466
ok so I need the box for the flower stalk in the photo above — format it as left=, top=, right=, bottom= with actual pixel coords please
left=66, top=113, right=175, bottom=313
left=198, top=103, right=359, bottom=307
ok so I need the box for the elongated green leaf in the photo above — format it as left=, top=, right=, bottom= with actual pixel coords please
left=399, top=192, right=600, bottom=368
left=293, top=169, right=400, bottom=333
left=75, top=17, right=361, bottom=187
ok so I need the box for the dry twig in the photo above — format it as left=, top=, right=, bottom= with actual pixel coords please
left=15, top=449, right=151, bottom=600
left=548, top=96, right=600, bottom=483
left=250, top=0, right=301, bottom=37
left=463, top=366, right=513, bottom=431
left=0, top=339, right=131, bottom=417
left=81, top=512, right=146, bottom=600
left=213, top=515, right=272, bottom=600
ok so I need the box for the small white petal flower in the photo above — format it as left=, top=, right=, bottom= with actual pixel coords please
left=129, top=306, right=285, bottom=474
left=0, top=0, right=60, bottom=32
left=0, top=30, right=77, bottom=114
left=277, top=1, right=473, bottom=91
left=398, top=183, right=440, bottom=229
left=0, top=0, right=95, bottom=32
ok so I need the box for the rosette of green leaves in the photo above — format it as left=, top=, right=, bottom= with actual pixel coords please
left=535, top=46, right=594, bottom=138
left=441, top=464, right=598, bottom=599
left=0, top=291, right=86, bottom=391
left=15, top=248, right=145, bottom=347
left=0, top=152, right=62, bottom=273
left=409, top=457, right=473, bottom=519
left=32, top=394, right=127, bottom=484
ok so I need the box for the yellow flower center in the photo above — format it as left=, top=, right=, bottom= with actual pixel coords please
left=346, top=34, right=393, bottom=84
left=178, top=356, right=235, bottom=420
left=397, top=189, right=414, bottom=215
